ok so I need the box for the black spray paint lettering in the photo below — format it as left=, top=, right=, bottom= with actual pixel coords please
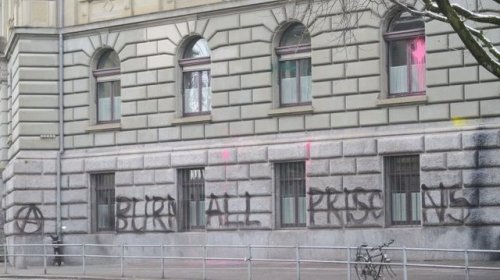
left=206, top=192, right=261, bottom=227
left=308, top=187, right=383, bottom=227
left=421, top=183, right=479, bottom=225
left=116, top=195, right=176, bottom=233
left=15, top=204, right=44, bottom=234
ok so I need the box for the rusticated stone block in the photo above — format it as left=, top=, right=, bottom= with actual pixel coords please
left=237, top=146, right=267, bottom=163
left=343, top=139, right=377, bottom=156
left=356, top=157, right=382, bottom=174
left=378, top=136, right=424, bottom=154
left=425, top=133, right=462, bottom=152
left=421, top=153, right=447, bottom=171
left=208, top=148, right=237, bottom=165
left=310, top=141, right=342, bottom=159
left=268, top=144, right=307, bottom=161
left=330, top=158, right=356, bottom=175
left=171, top=150, right=207, bottom=167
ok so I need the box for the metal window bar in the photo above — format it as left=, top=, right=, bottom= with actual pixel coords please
left=277, top=162, right=306, bottom=227
left=386, top=155, right=420, bottom=225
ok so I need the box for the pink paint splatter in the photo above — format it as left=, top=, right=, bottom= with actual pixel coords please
left=221, top=149, right=231, bottom=161
left=411, top=37, right=426, bottom=91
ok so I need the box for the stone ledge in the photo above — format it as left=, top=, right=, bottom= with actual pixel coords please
left=377, top=95, right=427, bottom=107
left=171, top=114, right=212, bottom=125
left=86, top=122, right=121, bottom=132
left=268, top=105, right=314, bottom=117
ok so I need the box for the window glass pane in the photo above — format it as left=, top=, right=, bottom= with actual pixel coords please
left=411, top=192, right=421, bottom=222
left=201, top=70, right=211, bottom=112
left=410, top=37, right=426, bottom=93
left=183, top=72, right=200, bottom=113
left=281, top=197, right=295, bottom=225
left=113, top=81, right=121, bottom=120
left=97, top=82, right=112, bottom=122
left=97, top=50, right=120, bottom=69
left=386, top=156, right=420, bottom=225
left=280, top=24, right=311, bottom=47
left=389, top=40, right=409, bottom=95
left=392, top=193, right=406, bottom=222
left=299, top=59, right=312, bottom=102
left=389, top=12, right=424, bottom=32
left=277, top=162, right=305, bottom=227
left=94, top=174, right=115, bottom=231
left=280, top=61, right=298, bottom=105
left=179, top=168, right=205, bottom=230
left=184, top=38, right=210, bottom=59
left=298, top=196, right=306, bottom=225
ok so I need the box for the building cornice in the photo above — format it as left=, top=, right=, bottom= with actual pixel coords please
left=62, top=0, right=282, bottom=37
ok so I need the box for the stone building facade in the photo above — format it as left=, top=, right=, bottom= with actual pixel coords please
left=0, top=0, right=499, bottom=254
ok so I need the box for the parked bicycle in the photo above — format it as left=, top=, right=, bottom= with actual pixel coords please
left=354, top=239, right=396, bottom=280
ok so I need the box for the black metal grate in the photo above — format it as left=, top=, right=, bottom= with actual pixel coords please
left=276, top=162, right=306, bottom=227
left=93, top=173, right=115, bottom=232
left=385, top=156, right=421, bottom=225
left=178, top=168, right=205, bottom=231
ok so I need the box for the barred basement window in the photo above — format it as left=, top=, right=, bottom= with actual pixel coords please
left=275, top=162, right=306, bottom=227
left=91, top=173, right=115, bottom=232
left=178, top=168, right=206, bottom=231
left=385, top=155, right=421, bottom=225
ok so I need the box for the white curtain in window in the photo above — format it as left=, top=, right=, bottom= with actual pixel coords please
left=184, top=87, right=199, bottom=113
left=392, top=193, right=406, bottom=222
left=98, top=97, right=111, bottom=121
left=411, top=192, right=421, bottom=222
left=281, top=197, right=295, bottom=224
left=300, top=75, right=311, bottom=102
left=281, top=77, right=297, bottom=104
left=411, top=64, right=426, bottom=93
left=389, top=65, right=409, bottom=95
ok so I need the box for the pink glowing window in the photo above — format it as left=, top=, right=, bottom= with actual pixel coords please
left=384, top=12, right=425, bottom=97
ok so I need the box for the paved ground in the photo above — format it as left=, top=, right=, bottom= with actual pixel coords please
left=0, top=259, right=498, bottom=280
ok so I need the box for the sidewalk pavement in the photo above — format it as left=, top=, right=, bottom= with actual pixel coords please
left=0, top=259, right=498, bottom=280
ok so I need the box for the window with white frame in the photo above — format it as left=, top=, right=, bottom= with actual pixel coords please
left=276, top=23, right=312, bottom=107
left=385, top=155, right=421, bottom=225
left=93, top=50, right=121, bottom=123
left=178, top=168, right=206, bottom=231
left=275, top=162, right=306, bottom=227
left=91, top=173, right=115, bottom=232
left=384, top=11, right=425, bottom=97
left=179, top=38, right=211, bottom=116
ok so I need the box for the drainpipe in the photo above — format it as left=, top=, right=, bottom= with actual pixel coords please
left=56, top=0, right=64, bottom=238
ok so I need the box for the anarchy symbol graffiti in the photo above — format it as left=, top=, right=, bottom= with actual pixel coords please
left=15, top=204, right=44, bottom=234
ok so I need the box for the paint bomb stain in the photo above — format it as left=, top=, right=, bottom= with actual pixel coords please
left=411, top=37, right=426, bottom=91
left=452, top=116, right=467, bottom=127
left=221, top=149, right=231, bottom=161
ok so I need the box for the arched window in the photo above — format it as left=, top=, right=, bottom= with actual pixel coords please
left=384, top=11, right=425, bottom=97
left=179, top=37, right=211, bottom=116
left=276, top=23, right=311, bottom=107
left=93, top=50, right=121, bottom=123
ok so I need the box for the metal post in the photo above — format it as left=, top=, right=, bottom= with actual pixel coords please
left=202, top=245, right=207, bottom=280
left=296, top=245, right=300, bottom=280
left=247, top=245, right=252, bottom=280
left=403, top=247, right=408, bottom=280
left=161, top=244, right=165, bottom=279
left=43, top=243, right=47, bottom=275
left=82, top=244, right=86, bottom=275
left=346, top=247, right=351, bottom=280
left=464, top=249, right=469, bottom=280
left=120, top=244, right=124, bottom=277
left=3, top=244, right=7, bottom=274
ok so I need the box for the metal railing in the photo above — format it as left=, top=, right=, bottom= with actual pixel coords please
left=1, top=243, right=499, bottom=280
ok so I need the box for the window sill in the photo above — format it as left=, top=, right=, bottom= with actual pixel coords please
left=171, top=114, right=212, bottom=125
left=86, top=122, right=121, bottom=132
left=268, top=105, right=314, bottom=117
left=377, top=95, right=427, bottom=107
